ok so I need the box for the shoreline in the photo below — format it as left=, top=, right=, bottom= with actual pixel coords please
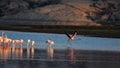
left=0, top=25, right=120, bottom=38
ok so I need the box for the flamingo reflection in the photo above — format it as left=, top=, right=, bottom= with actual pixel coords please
left=31, top=47, right=34, bottom=59
left=27, top=47, right=30, bottom=59
left=0, top=46, right=3, bottom=59
left=47, top=46, right=54, bottom=60
left=12, top=40, right=15, bottom=59
left=0, top=44, right=11, bottom=61
left=0, top=41, right=24, bottom=61
left=19, top=46, right=23, bottom=59
left=67, top=47, right=76, bottom=64
left=15, top=44, right=23, bottom=59
left=27, top=39, right=30, bottom=59
left=31, top=41, right=35, bottom=59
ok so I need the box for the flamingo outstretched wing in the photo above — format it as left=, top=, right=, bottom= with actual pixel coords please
left=65, top=32, right=71, bottom=39
left=71, top=32, right=77, bottom=39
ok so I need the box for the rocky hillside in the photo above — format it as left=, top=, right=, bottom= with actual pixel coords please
left=0, top=0, right=119, bottom=26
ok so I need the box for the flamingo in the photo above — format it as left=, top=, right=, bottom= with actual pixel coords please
left=65, top=31, right=80, bottom=47
left=13, top=39, right=24, bottom=47
left=1, top=33, right=12, bottom=46
left=27, top=39, right=31, bottom=46
left=65, top=31, right=78, bottom=41
left=46, top=38, right=54, bottom=60
left=32, top=41, right=35, bottom=47
left=20, top=39, right=24, bottom=44
left=46, top=38, right=54, bottom=46
left=2, top=32, right=5, bottom=38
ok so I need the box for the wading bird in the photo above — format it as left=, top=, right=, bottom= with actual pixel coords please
left=32, top=41, right=35, bottom=47
left=46, top=38, right=54, bottom=46
left=27, top=39, right=31, bottom=46
left=0, top=32, right=12, bottom=46
left=46, top=38, right=54, bottom=60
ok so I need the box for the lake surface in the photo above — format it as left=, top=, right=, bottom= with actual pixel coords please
left=0, top=30, right=120, bottom=51
left=0, top=30, right=120, bottom=68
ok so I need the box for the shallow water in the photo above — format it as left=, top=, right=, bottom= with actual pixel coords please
left=0, top=46, right=120, bottom=68
left=0, top=30, right=120, bottom=68
left=0, top=30, right=120, bottom=51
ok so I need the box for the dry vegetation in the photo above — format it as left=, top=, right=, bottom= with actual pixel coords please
left=0, top=0, right=119, bottom=38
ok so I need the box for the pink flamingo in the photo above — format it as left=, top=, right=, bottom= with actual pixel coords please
left=65, top=31, right=80, bottom=46
left=46, top=38, right=54, bottom=46
left=65, top=31, right=78, bottom=41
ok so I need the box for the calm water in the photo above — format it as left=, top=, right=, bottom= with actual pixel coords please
left=0, top=30, right=120, bottom=51
left=0, top=30, right=120, bottom=68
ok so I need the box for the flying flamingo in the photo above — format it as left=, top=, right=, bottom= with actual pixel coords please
left=65, top=31, right=78, bottom=41
left=65, top=31, right=80, bottom=46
